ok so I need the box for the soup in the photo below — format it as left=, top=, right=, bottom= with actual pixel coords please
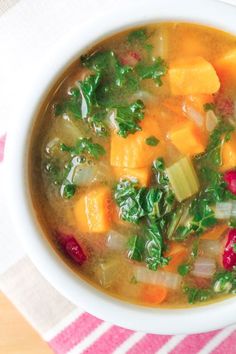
left=30, top=23, right=236, bottom=307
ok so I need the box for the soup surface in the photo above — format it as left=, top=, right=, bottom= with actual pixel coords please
left=30, top=23, right=236, bottom=307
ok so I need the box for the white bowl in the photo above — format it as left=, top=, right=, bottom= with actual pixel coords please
left=4, top=0, right=236, bottom=335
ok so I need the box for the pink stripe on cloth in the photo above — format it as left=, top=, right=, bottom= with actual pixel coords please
left=212, top=330, right=236, bottom=354
left=49, top=312, right=102, bottom=354
left=170, top=330, right=220, bottom=354
left=84, top=325, right=134, bottom=354
left=0, top=134, right=6, bottom=162
left=128, top=333, right=172, bottom=354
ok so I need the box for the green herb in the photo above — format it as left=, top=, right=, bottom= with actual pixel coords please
left=55, top=74, right=101, bottom=119
left=178, top=264, right=190, bottom=276
left=191, top=239, right=199, bottom=258
left=127, top=235, right=145, bottom=261
left=203, top=102, right=216, bottom=112
left=152, top=158, right=169, bottom=187
left=62, top=183, right=76, bottom=199
left=196, top=121, right=234, bottom=167
left=128, top=28, right=148, bottom=43
left=233, top=244, right=236, bottom=253
left=115, top=100, right=145, bottom=137
left=145, top=136, right=159, bottom=146
left=114, top=179, right=174, bottom=224
left=213, top=270, right=236, bottom=293
left=184, top=286, right=213, bottom=304
left=145, top=222, right=170, bottom=270
left=136, top=57, right=168, bottom=86
left=61, top=138, right=105, bottom=160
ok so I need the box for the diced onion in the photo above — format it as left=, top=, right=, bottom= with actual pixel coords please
left=72, top=165, right=97, bottom=186
left=184, top=105, right=204, bottom=127
left=206, top=110, right=218, bottom=132
left=215, top=201, right=236, bottom=219
left=106, top=230, right=126, bottom=251
left=96, top=259, right=120, bottom=288
left=151, top=28, right=169, bottom=58
left=191, top=257, right=216, bottom=279
left=134, top=266, right=182, bottom=290
left=199, top=239, right=221, bottom=257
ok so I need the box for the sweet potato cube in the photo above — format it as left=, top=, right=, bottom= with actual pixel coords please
left=113, top=166, right=151, bottom=187
left=110, top=113, right=166, bottom=168
left=74, top=186, right=112, bottom=233
left=169, top=56, right=220, bottom=95
left=163, top=243, right=188, bottom=273
left=214, top=49, right=236, bottom=85
left=221, top=132, right=236, bottom=172
left=168, top=120, right=206, bottom=156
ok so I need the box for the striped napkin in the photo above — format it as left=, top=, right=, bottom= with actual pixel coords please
left=1, top=0, right=236, bottom=353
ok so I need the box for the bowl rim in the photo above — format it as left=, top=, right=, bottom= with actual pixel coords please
left=4, top=0, right=236, bottom=335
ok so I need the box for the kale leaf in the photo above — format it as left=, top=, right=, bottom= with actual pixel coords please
left=127, top=235, right=145, bottom=261
left=115, top=100, right=145, bottom=137
left=135, top=57, right=168, bottom=86
left=128, top=28, right=148, bottom=43
left=184, top=286, right=213, bottom=304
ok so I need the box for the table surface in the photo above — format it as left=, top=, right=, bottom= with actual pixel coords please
left=0, top=292, right=53, bottom=354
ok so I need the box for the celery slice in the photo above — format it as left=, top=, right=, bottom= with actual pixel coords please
left=166, top=157, right=199, bottom=202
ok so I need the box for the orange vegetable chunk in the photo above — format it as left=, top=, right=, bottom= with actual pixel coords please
left=201, top=224, right=228, bottom=240
left=74, top=186, right=112, bottom=233
left=168, top=120, right=206, bottom=156
left=113, top=166, right=151, bottom=187
left=169, top=56, right=220, bottom=95
left=221, top=131, right=236, bottom=172
left=214, top=49, right=236, bottom=85
left=110, top=112, right=166, bottom=168
left=163, top=243, right=188, bottom=273
left=141, top=284, right=168, bottom=304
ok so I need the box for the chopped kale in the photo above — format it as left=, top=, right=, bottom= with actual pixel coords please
left=135, top=57, right=168, bottom=86
left=145, top=136, right=159, bottom=146
left=127, top=235, right=145, bottom=261
left=213, top=270, right=236, bottom=293
left=128, top=28, right=148, bottom=43
left=62, top=183, right=76, bottom=199
left=203, top=102, right=216, bottom=112
left=178, top=264, right=190, bottom=276
left=184, top=286, right=213, bottom=304
left=61, top=138, right=105, bottom=160
left=115, top=100, right=145, bottom=137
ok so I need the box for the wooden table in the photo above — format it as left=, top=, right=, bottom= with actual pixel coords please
left=0, top=292, right=53, bottom=354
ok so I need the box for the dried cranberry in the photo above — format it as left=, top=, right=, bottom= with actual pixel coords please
left=222, top=229, right=236, bottom=270
left=56, top=231, right=87, bottom=265
left=224, top=170, right=236, bottom=195
left=215, top=95, right=234, bottom=117
left=119, top=51, right=141, bottom=66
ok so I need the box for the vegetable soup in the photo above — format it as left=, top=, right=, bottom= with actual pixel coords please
left=29, top=23, right=236, bottom=307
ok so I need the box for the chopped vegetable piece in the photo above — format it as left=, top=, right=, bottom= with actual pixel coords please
left=135, top=57, right=168, bottom=86
left=200, top=224, right=228, bottom=240
left=110, top=113, right=166, bottom=168
left=61, top=138, right=106, bottom=160
left=214, top=49, right=236, bottom=85
left=141, top=284, right=168, bottom=304
left=221, top=132, right=236, bottom=172
left=106, top=230, right=126, bottom=251
left=127, top=235, right=145, bottom=261
left=145, top=136, right=159, bottom=146
left=222, top=229, right=236, bottom=270
left=163, top=243, right=188, bottom=272
left=166, top=157, right=200, bottom=202
left=169, top=56, right=220, bottom=95
left=134, top=266, right=182, bottom=290
left=178, top=264, right=190, bottom=276
left=96, top=258, right=119, bottom=288
left=115, top=100, right=145, bottom=138
left=213, top=270, right=236, bottom=293
left=191, top=257, right=216, bottom=278
left=185, top=94, right=214, bottom=115
left=184, top=286, right=212, bottom=304
left=113, top=166, right=151, bottom=187
left=168, top=120, right=206, bottom=156
left=74, top=186, right=112, bottom=233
